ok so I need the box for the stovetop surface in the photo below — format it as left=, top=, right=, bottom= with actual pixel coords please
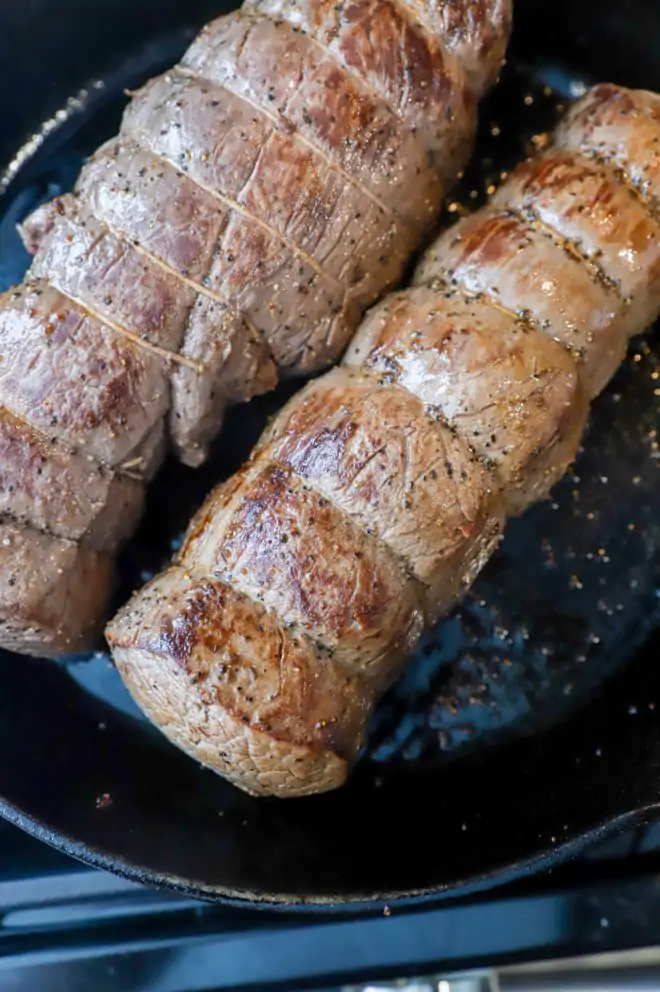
left=2, top=817, right=660, bottom=991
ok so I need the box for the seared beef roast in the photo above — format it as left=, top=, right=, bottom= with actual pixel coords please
left=109, top=85, right=660, bottom=796
left=0, top=0, right=511, bottom=657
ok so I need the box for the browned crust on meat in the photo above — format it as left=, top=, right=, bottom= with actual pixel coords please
left=113, top=645, right=350, bottom=797
left=260, top=366, right=502, bottom=612
left=0, top=522, right=113, bottom=657
left=555, top=84, right=660, bottom=215
left=181, top=12, right=441, bottom=223
left=108, top=569, right=373, bottom=756
left=245, top=0, right=477, bottom=178
left=347, top=288, right=590, bottom=513
left=31, top=198, right=194, bottom=355
left=76, top=141, right=227, bottom=282
left=0, top=408, right=144, bottom=548
left=371, top=0, right=512, bottom=98
left=0, top=281, right=170, bottom=467
left=415, top=207, right=630, bottom=397
left=491, top=149, right=660, bottom=331
left=107, top=566, right=376, bottom=795
left=180, top=462, right=425, bottom=684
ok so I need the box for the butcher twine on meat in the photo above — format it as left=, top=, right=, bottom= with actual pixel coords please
left=0, top=0, right=511, bottom=657
left=108, top=84, right=660, bottom=797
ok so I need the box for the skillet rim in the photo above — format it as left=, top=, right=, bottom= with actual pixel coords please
left=0, top=795, right=655, bottom=911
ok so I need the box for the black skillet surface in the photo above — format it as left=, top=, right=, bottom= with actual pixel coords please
left=0, top=0, right=659, bottom=909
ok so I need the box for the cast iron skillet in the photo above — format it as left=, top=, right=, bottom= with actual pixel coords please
left=0, top=0, right=659, bottom=911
